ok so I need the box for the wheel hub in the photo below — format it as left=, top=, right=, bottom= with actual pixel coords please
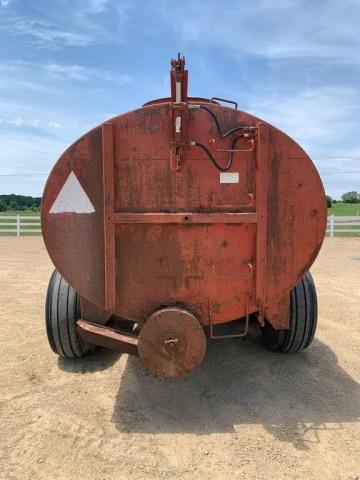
left=138, top=307, right=206, bottom=379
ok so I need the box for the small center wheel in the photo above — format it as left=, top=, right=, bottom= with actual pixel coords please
left=138, top=307, right=206, bottom=379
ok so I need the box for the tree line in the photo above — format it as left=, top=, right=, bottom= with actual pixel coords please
left=326, top=191, right=360, bottom=207
left=0, top=194, right=41, bottom=212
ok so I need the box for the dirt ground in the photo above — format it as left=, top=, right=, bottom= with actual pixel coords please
left=0, top=237, right=359, bottom=480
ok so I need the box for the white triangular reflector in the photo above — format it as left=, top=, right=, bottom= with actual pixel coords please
left=49, top=171, right=95, bottom=214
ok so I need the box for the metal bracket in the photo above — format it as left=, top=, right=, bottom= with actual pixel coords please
left=216, top=139, right=256, bottom=153
left=170, top=103, right=188, bottom=171
left=170, top=53, right=189, bottom=171
left=211, top=97, right=238, bottom=109
left=208, top=298, right=250, bottom=339
left=77, top=319, right=139, bottom=356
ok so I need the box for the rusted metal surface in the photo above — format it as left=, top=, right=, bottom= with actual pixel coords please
left=113, top=212, right=257, bottom=224
left=77, top=319, right=138, bottom=355
left=102, top=123, right=116, bottom=311
left=170, top=54, right=189, bottom=171
left=143, top=97, right=219, bottom=107
left=137, top=308, right=206, bottom=378
left=255, top=123, right=269, bottom=322
left=209, top=298, right=250, bottom=339
left=80, top=297, right=111, bottom=326
left=41, top=129, right=106, bottom=306
left=210, top=97, right=238, bottom=109
left=41, top=53, right=327, bottom=352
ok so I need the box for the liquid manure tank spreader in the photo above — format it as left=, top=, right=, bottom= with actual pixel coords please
left=42, top=54, right=327, bottom=379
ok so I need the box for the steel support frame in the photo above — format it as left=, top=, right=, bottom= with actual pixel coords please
left=255, top=122, right=269, bottom=323
left=102, top=123, right=116, bottom=311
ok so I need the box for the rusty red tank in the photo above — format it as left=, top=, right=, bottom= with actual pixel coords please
left=42, top=54, right=327, bottom=378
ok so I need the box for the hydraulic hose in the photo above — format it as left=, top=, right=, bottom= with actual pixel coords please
left=189, top=104, right=255, bottom=171
left=199, top=104, right=249, bottom=138
left=192, top=134, right=246, bottom=172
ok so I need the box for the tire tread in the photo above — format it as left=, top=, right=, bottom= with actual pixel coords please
left=261, top=271, right=317, bottom=353
left=45, top=270, right=96, bottom=358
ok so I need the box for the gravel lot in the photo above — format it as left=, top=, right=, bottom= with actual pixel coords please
left=1, top=237, right=359, bottom=480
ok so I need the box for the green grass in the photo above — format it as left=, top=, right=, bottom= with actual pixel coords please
left=326, top=203, right=360, bottom=236
left=328, top=202, right=360, bottom=216
left=0, top=210, right=40, bottom=216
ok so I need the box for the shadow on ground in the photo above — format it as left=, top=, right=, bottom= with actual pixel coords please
left=111, top=328, right=360, bottom=449
left=58, top=348, right=121, bottom=374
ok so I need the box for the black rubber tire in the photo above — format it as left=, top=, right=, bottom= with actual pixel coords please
left=261, top=271, right=317, bottom=353
left=45, top=270, right=97, bottom=358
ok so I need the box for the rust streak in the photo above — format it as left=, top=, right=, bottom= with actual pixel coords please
left=255, top=123, right=269, bottom=310
left=102, top=123, right=116, bottom=310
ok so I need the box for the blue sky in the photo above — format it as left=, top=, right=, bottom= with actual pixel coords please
left=0, top=0, right=359, bottom=198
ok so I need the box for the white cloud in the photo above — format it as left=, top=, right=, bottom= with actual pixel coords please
left=88, top=0, right=110, bottom=13
left=0, top=1, right=134, bottom=49
left=43, top=63, right=131, bottom=84
left=247, top=86, right=360, bottom=144
left=0, top=116, right=63, bottom=130
left=164, top=0, right=360, bottom=65
left=47, top=121, right=63, bottom=129
left=7, top=117, right=24, bottom=127
left=0, top=133, right=67, bottom=194
left=0, top=61, right=131, bottom=99
left=0, top=62, right=61, bottom=93
left=13, top=19, right=95, bottom=48
left=245, top=85, right=360, bottom=198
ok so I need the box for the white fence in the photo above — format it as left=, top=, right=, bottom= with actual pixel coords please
left=0, top=215, right=41, bottom=236
left=327, top=215, right=360, bottom=237
left=0, top=214, right=359, bottom=237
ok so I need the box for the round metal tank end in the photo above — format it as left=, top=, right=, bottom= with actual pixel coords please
left=138, top=307, right=206, bottom=379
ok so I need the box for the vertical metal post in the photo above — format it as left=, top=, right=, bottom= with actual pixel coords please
left=170, top=53, right=188, bottom=104
left=255, top=123, right=269, bottom=317
left=16, top=215, right=20, bottom=237
left=102, top=123, right=116, bottom=310
left=170, top=53, right=188, bottom=171
left=330, top=215, right=335, bottom=237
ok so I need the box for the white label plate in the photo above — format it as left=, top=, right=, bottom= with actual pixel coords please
left=220, top=172, right=239, bottom=184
